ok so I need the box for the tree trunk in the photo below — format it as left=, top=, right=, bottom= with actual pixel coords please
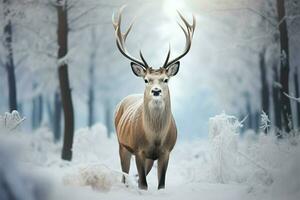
left=245, top=94, right=252, bottom=130
left=259, top=48, right=269, bottom=133
left=273, top=65, right=282, bottom=134
left=294, top=68, right=300, bottom=129
left=87, top=28, right=98, bottom=127
left=276, top=0, right=292, bottom=133
left=37, top=95, right=43, bottom=126
left=57, top=0, right=74, bottom=161
left=3, top=0, right=17, bottom=112
left=105, top=100, right=112, bottom=138
left=87, top=53, right=95, bottom=127
left=31, top=83, right=43, bottom=129
left=32, top=96, right=37, bottom=129
left=46, top=96, right=62, bottom=141
left=53, top=91, right=62, bottom=141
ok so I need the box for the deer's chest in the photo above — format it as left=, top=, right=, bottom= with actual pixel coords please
left=143, top=138, right=163, bottom=160
left=142, top=130, right=168, bottom=160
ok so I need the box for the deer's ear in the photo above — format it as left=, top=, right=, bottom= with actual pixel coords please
left=131, top=62, right=146, bottom=77
left=166, top=61, right=180, bottom=77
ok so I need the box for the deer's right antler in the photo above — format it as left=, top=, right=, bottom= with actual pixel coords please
left=112, top=6, right=149, bottom=69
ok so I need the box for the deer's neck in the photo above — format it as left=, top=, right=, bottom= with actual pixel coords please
left=143, top=93, right=172, bottom=134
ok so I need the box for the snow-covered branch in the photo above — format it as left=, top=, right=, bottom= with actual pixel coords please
left=260, top=111, right=271, bottom=132
left=284, top=92, right=300, bottom=103
left=0, top=111, right=26, bottom=132
left=69, top=5, right=102, bottom=24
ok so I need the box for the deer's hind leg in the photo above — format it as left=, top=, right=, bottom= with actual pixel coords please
left=119, top=144, right=132, bottom=184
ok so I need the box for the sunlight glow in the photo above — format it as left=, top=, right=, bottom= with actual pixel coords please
left=163, top=0, right=187, bottom=18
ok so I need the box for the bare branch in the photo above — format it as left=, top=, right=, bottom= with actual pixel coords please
left=9, top=117, right=26, bottom=131
left=66, top=0, right=80, bottom=11
left=284, top=92, right=300, bottom=103
left=69, top=21, right=110, bottom=32
left=69, top=5, right=101, bottom=24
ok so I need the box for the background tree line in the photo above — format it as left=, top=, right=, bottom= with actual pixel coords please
left=0, top=0, right=300, bottom=162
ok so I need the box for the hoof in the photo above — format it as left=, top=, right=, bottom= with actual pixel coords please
left=138, top=181, right=148, bottom=190
left=158, top=185, right=165, bottom=190
left=138, top=185, right=148, bottom=190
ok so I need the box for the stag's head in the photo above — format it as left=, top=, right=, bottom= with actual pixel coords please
left=112, top=8, right=195, bottom=103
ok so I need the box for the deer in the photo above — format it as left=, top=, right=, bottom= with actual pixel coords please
left=113, top=8, right=195, bottom=190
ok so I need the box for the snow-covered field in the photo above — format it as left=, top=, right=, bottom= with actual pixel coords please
left=0, top=112, right=300, bottom=200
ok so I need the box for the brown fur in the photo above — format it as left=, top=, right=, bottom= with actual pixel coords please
left=115, top=91, right=177, bottom=190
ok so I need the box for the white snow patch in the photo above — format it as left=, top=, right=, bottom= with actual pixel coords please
left=63, top=164, right=122, bottom=192
left=1, top=112, right=300, bottom=200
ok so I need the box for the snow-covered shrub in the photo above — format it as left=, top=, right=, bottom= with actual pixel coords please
left=260, top=111, right=271, bottom=132
left=0, top=110, right=25, bottom=133
left=208, top=113, right=276, bottom=186
left=208, top=112, right=300, bottom=199
left=208, top=113, right=241, bottom=183
left=63, top=164, right=123, bottom=192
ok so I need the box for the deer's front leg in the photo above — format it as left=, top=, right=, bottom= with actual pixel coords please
left=135, top=151, right=148, bottom=190
left=157, top=152, right=170, bottom=189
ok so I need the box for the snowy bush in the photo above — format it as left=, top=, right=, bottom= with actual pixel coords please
left=0, top=110, right=25, bottom=133
left=208, top=113, right=241, bottom=183
left=207, top=112, right=300, bottom=199
left=63, top=164, right=123, bottom=192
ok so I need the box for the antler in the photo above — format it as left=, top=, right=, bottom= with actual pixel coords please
left=112, top=6, right=149, bottom=68
left=163, top=11, right=196, bottom=68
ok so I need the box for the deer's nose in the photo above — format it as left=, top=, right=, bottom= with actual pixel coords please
left=151, top=88, right=162, bottom=96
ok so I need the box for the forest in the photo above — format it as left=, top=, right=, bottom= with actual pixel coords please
left=0, top=0, right=300, bottom=200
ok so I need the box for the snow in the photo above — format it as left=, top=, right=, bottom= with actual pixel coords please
left=0, top=110, right=26, bottom=132
left=260, top=111, right=271, bottom=131
left=0, top=111, right=300, bottom=200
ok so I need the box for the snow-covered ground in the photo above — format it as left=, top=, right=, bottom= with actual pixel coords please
left=0, top=112, right=300, bottom=200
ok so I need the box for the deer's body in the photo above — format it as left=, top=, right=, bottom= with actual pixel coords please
left=112, top=7, right=195, bottom=190
left=115, top=94, right=177, bottom=158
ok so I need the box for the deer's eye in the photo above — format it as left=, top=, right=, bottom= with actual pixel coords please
left=144, top=79, right=149, bottom=83
left=164, top=79, right=169, bottom=83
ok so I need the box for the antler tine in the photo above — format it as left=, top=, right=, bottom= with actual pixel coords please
left=164, top=11, right=196, bottom=68
left=124, top=21, right=134, bottom=41
left=139, top=50, right=149, bottom=67
left=162, top=44, right=171, bottom=68
left=112, top=6, right=148, bottom=68
left=112, top=12, right=118, bottom=30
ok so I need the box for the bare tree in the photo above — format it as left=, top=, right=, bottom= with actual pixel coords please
left=31, top=83, right=43, bottom=129
left=276, top=0, right=293, bottom=133
left=3, top=0, right=17, bottom=112
left=56, top=0, right=74, bottom=161
left=259, top=47, right=269, bottom=133
left=53, top=90, right=62, bottom=141
left=294, top=67, right=300, bottom=129
left=87, top=28, right=98, bottom=127
left=272, top=63, right=282, bottom=133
